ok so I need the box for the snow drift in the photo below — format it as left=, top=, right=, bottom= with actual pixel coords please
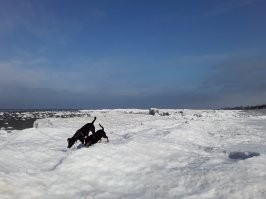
left=0, top=109, right=266, bottom=199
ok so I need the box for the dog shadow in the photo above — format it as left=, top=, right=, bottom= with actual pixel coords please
left=76, top=143, right=85, bottom=149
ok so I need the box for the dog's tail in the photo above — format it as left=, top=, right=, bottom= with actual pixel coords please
left=99, top=123, right=104, bottom=130
left=91, top=117, right=96, bottom=124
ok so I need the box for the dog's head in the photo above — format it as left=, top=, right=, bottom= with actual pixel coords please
left=84, top=137, right=92, bottom=147
left=67, top=137, right=76, bottom=148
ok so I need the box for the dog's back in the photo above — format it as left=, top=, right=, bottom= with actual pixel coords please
left=85, top=132, right=103, bottom=145
left=85, top=124, right=108, bottom=147
left=76, top=117, right=96, bottom=136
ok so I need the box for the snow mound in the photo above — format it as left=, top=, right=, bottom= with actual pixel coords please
left=149, top=108, right=160, bottom=115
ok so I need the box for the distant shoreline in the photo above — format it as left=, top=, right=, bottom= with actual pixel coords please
left=0, top=109, right=80, bottom=112
left=222, top=104, right=266, bottom=110
left=0, top=110, right=91, bottom=131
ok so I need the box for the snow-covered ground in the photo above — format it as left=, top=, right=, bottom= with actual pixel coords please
left=0, top=109, right=266, bottom=199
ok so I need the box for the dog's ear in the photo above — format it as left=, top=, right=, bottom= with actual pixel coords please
left=67, top=138, right=70, bottom=142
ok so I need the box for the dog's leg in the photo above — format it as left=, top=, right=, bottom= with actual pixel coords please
left=78, top=137, right=84, bottom=145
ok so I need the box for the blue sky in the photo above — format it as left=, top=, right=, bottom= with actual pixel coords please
left=0, top=0, right=265, bottom=109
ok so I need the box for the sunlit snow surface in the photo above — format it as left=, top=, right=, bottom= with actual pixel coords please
left=0, top=109, right=266, bottom=199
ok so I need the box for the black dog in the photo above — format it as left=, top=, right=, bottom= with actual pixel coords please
left=84, top=124, right=109, bottom=147
left=67, top=117, right=96, bottom=148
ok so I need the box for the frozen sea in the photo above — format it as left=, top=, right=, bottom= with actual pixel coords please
left=0, top=109, right=266, bottom=199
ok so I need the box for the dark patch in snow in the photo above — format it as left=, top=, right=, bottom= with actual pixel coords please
left=161, top=112, right=170, bottom=116
left=179, top=111, right=185, bottom=116
left=148, top=108, right=170, bottom=116
left=193, top=114, right=202, bottom=118
left=228, top=151, right=260, bottom=160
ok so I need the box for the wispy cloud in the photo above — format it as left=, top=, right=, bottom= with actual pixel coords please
left=0, top=57, right=86, bottom=91
left=0, top=55, right=166, bottom=101
left=203, top=0, right=257, bottom=18
left=0, top=0, right=105, bottom=42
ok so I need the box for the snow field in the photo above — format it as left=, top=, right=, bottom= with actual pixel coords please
left=0, top=109, right=266, bottom=199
